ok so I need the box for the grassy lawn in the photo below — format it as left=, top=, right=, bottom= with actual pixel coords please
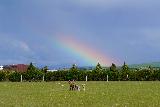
left=0, top=81, right=160, bottom=107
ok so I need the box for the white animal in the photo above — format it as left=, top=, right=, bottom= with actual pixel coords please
left=82, top=84, right=86, bottom=91
left=77, top=85, right=80, bottom=91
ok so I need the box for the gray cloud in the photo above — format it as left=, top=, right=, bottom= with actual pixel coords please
left=71, top=0, right=160, bottom=9
left=1, top=0, right=160, bottom=65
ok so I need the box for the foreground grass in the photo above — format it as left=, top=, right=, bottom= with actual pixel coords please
left=0, top=81, right=160, bottom=107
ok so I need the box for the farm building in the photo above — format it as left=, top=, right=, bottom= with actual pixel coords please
left=0, top=65, right=3, bottom=70
left=47, top=69, right=58, bottom=72
left=3, top=64, right=28, bottom=72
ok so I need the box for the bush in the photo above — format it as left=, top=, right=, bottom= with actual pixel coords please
left=0, top=72, right=6, bottom=81
left=24, top=70, right=43, bottom=81
left=8, top=72, right=21, bottom=82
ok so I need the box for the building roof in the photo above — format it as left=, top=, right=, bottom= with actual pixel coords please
left=4, top=64, right=28, bottom=72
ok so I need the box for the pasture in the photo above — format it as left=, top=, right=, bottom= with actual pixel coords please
left=0, top=81, right=160, bottom=107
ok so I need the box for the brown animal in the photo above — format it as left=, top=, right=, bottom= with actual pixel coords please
left=68, top=80, right=74, bottom=90
left=68, top=80, right=80, bottom=91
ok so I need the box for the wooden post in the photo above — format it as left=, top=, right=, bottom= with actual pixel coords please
left=21, top=75, right=22, bottom=82
left=107, top=75, right=108, bottom=82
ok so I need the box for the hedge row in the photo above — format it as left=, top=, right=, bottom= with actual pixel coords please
left=0, top=69, right=160, bottom=82
left=0, top=63, right=160, bottom=82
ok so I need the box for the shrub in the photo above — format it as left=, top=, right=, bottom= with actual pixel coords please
left=0, top=72, right=6, bottom=81
left=8, top=72, right=21, bottom=82
left=24, top=70, right=43, bottom=81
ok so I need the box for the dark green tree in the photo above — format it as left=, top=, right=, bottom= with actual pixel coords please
left=95, top=62, right=102, bottom=72
left=91, top=63, right=103, bottom=80
left=121, top=62, right=129, bottom=80
left=25, top=62, right=43, bottom=81
left=70, top=64, right=78, bottom=72
left=110, top=63, right=117, bottom=72
left=122, top=62, right=129, bottom=71
left=27, top=62, right=37, bottom=72
left=42, top=66, right=48, bottom=74
left=110, top=63, right=119, bottom=80
left=69, top=64, right=78, bottom=80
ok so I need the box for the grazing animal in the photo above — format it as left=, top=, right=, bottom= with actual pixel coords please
left=68, top=80, right=80, bottom=91
left=77, top=85, right=80, bottom=91
left=82, top=84, right=85, bottom=91
left=75, top=85, right=80, bottom=91
left=68, top=80, right=74, bottom=90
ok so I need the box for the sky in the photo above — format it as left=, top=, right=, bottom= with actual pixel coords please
left=0, top=0, right=160, bottom=66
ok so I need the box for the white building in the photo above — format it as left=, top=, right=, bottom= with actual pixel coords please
left=0, top=66, right=3, bottom=70
left=47, top=69, right=58, bottom=72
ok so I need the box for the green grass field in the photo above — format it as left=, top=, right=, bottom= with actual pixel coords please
left=0, top=81, right=160, bottom=107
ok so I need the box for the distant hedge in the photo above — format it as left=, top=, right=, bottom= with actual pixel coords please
left=1, top=69, right=160, bottom=82
left=1, top=62, right=160, bottom=82
left=44, top=69, right=160, bottom=81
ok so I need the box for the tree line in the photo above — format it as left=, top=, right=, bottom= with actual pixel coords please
left=0, top=62, right=160, bottom=82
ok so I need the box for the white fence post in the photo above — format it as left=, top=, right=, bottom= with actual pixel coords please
left=86, top=76, right=88, bottom=82
left=107, top=75, right=108, bottom=82
left=43, top=75, right=44, bottom=81
left=21, top=75, right=23, bottom=82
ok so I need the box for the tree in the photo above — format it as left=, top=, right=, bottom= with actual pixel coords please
left=25, top=62, right=43, bottom=81
left=110, top=63, right=117, bottom=72
left=91, top=63, right=103, bottom=80
left=122, top=62, right=129, bottom=71
left=95, top=63, right=102, bottom=72
left=70, top=64, right=78, bottom=72
left=27, top=62, right=37, bottom=72
left=42, top=66, right=48, bottom=74
left=121, top=62, right=129, bottom=80
left=109, top=63, right=119, bottom=80
left=69, top=64, right=78, bottom=80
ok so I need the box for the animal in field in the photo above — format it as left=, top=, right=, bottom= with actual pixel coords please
left=75, top=85, right=80, bottom=91
left=82, top=84, right=85, bottom=91
left=68, top=80, right=74, bottom=90
left=68, top=80, right=80, bottom=91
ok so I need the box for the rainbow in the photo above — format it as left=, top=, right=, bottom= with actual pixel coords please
left=56, top=35, right=114, bottom=66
